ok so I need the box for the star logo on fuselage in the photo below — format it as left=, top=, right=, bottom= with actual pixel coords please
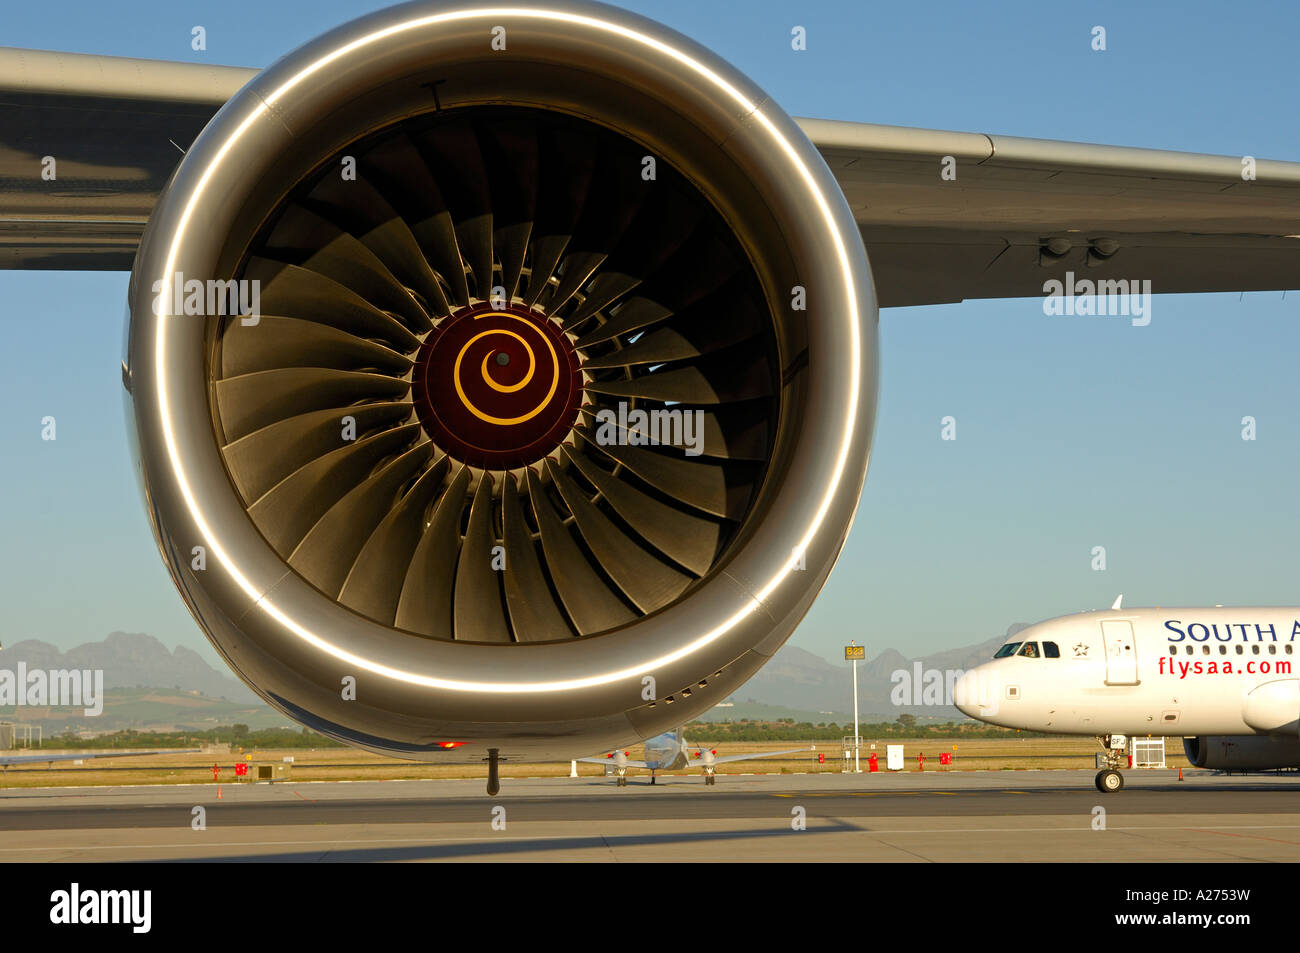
left=1073, top=643, right=1089, bottom=657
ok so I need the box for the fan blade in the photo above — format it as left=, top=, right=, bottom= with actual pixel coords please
left=289, top=441, right=434, bottom=597
left=578, top=301, right=759, bottom=369
left=522, top=234, right=569, bottom=308
left=574, top=297, right=673, bottom=349
left=560, top=271, right=642, bottom=330
left=261, top=204, right=432, bottom=332
left=454, top=214, right=494, bottom=302
left=302, top=173, right=449, bottom=314
left=562, top=183, right=702, bottom=328
left=219, top=314, right=412, bottom=378
left=479, top=118, right=539, bottom=301
left=248, top=423, right=421, bottom=554
left=586, top=350, right=773, bottom=404
left=564, top=447, right=719, bottom=576
left=581, top=403, right=767, bottom=461
left=526, top=468, right=635, bottom=635
left=578, top=429, right=738, bottom=519
left=395, top=465, right=472, bottom=639
left=543, top=250, right=606, bottom=315
left=582, top=364, right=759, bottom=405
left=522, top=126, right=597, bottom=304
left=631, top=230, right=745, bottom=314
left=243, top=258, right=421, bottom=352
left=215, top=368, right=410, bottom=442
left=338, top=456, right=451, bottom=624
left=545, top=458, right=691, bottom=613
left=222, top=402, right=413, bottom=501
left=494, top=221, right=532, bottom=302
left=361, top=133, right=464, bottom=312
left=414, top=122, right=495, bottom=299
left=500, top=473, right=573, bottom=641
left=453, top=475, right=512, bottom=642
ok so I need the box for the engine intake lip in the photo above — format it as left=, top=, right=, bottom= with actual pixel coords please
left=127, top=0, right=878, bottom=753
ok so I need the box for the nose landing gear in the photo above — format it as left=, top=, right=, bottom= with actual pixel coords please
left=1095, top=768, right=1125, bottom=792
left=1094, top=734, right=1127, bottom=792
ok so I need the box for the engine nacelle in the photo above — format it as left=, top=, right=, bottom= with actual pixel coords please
left=1183, top=735, right=1300, bottom=770
left=124, top=0, right=876, bottom=761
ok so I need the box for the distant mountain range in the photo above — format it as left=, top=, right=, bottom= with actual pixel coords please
left=0, top=625, right=1028, bottom=734
left=727, top=624, right=1030, bottom=722
left=1, top=632, right=260, bottom=703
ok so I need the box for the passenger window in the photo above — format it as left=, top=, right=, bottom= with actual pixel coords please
left=1236, top=645, right=1243, bottom=655
left=1202, top=646, right=1210, bottom=655
left=1043, top=641, right=1060, bottom=658
left=1269, top=644, right=1277, bottom=655
left=1218, top=645, right=1227, bottom=655
left=1252, top=645, right=1260, bottom=655
left=1288, top=645, right=1294, bottom=655
left=1185, top=645, right=1194, bottom=655
left=1168, top=646, right=1177, bottom=656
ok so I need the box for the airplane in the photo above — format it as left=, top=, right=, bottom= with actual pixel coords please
left=954, top=596, right=1300, bottom=793
left=3, top=0, right=1299, bottom=795
left=580, top=728, right=812, bottom=786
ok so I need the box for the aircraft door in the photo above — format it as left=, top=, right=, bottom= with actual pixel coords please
left=1101, top=620, right=1139, bottom=685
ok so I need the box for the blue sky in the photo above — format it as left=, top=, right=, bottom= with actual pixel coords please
left=1, top=0, right=1298, bottom=668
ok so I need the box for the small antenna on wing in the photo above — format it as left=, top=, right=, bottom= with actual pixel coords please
left=1111, top=594, right=1123, bottom=610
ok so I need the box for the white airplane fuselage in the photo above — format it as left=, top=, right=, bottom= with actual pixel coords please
left=955, top=608, right=1300, bottom=738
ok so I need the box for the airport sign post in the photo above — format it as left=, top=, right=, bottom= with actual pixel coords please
left=845, top=643, right=865, bottom=772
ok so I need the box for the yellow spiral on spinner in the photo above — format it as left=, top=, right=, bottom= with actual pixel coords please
left=452, top=314, right=560, bottom=426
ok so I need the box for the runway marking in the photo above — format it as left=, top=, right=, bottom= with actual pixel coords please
left=1189, top=827, right=1300, bottom=846
left=5, top=822, right=1300, bottom=856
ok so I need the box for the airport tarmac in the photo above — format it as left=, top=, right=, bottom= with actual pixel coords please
left=3, top=769, right=1299, bottom=861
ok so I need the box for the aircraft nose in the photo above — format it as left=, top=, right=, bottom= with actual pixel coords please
left=953, top=669, right=979, bottom=718
left=954, top=666, right=1001, bottom=719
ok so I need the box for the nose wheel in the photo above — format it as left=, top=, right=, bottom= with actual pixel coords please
left=1095, top=769, right=1124, bottom=792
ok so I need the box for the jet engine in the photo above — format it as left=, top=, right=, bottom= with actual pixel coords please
left=1183, top=736, right=1300, bottom=770
left=124, top=0, right=876, bottom=760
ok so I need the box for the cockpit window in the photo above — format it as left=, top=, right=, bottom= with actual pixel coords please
left=1017, top=642, right=1040, bottom=658
left=994, top=642, right=1023, bottom=659
left=1043, top=641, right=1060, bottom=658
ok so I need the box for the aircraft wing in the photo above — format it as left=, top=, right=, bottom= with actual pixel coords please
left=705, top=746, right=813, bottom=766
left=0, top=748, right=199, bottom=767
left=805, top=118, right=1300, bottom=307
left=576, top=756, right=651, bottom=769
left=3, top=48, right=1300, bottom=306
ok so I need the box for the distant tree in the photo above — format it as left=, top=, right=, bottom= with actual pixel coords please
left=232, top=723, right=250, bottom=739
left=896, top=713, right=917, bottom=730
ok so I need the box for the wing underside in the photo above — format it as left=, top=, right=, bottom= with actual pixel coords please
left=577, top=756, right=651, bottom=769
left=2, top=47, right=1298, bottom=307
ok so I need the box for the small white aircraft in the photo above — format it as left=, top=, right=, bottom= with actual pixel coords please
left=955, top=596, right=1300, bottom=793
left=581, top=727, right=812, bottom=786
